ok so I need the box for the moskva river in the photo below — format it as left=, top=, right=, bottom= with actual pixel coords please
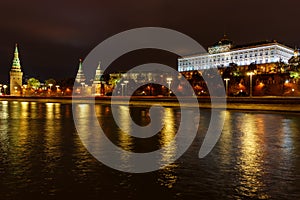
left=0, top=100, right=299, bottom=199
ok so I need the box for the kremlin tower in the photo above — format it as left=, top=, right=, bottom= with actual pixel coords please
left=75, top=59, right=86, bottom=84
left=9, top=44, right=23, bottom=96
left=92, top=62, right=104, bottom=95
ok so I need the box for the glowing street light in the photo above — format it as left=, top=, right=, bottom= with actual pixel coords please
left=247, top=72, right=255, bottom=97
left=123, top=80, right=129, bottom=96
left=224, top=78, right=230, bottom=97
left=166, top=77, right=173, bottom=96
left=121, top=83, right=125, bottom=96
left=48, top=83, right=53, bottom=90
left=3, top=85, right=7, bottom=95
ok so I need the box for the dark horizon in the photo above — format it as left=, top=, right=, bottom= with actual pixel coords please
left=0, top=0, right=299, bottom=83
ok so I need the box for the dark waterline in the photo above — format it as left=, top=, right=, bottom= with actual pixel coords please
left=0, top=100, right=299, bottom=199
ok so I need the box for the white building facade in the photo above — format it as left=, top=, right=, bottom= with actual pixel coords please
left=178, top=38, right=294, bottom=72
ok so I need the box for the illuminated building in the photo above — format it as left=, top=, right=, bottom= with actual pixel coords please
left=75, top=59, right=86, bottom=84
left=9, top=44, right=23, bottom=96
left=178, top=35, right=294, bottom=72
left=92, top=62, right=104, bottom=95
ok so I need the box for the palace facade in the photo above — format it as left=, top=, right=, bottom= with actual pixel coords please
left=178, top=36, right=294, bottom=72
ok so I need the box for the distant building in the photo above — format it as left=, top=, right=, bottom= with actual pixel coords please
left=10, top=44, right=23, bottom=95
left=178, top=35, right=294, bottom=72
left=92, top=62, right=104, bottom=95
left=75, top=59, right=86, bottom=85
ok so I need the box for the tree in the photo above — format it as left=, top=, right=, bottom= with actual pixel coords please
left=287, top=52, right=300, bottom=82
left=45, top=78, right=56, bottom=87
left=27, top=78, right=40, bottom=89
left=290, top=71, right=300, bottom=79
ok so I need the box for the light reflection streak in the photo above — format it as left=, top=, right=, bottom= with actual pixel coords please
left=75, top=104, right=104, bottom=157
left=44, top=102, right=63, bottom=182
left=158, top=107, right=178, bottom=189
left=237, top=114, right=269, bottom=199
left=0, top=101, right=9, bottom=152
left=117, top=106, right=133, bottom=168
left=17, top=102, right=30, bottom=148
left=219, top=110, right=232, bottom=166
left=30, top=102, right=38, bottom=119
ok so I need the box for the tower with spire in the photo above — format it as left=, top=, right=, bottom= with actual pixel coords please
left=75, top=59, right=86, bottom=84
left=92, top=62, right=104, bottom=95
left=9, top=44, right=23, bottom=96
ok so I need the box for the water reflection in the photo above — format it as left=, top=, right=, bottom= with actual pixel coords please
left=86, top=104, right=178, bottom=188
left=0, top=101, right=9, bottom=153
left=236, top=114, right=268, bottom=199
left=158, top=107, right=178, bottom=188
left=117, top=106, right=134, bottom=168
left=0, top=101, right=299, bottom=199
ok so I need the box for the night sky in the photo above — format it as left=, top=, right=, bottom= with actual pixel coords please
left=0, top=0, right=299, bottom=83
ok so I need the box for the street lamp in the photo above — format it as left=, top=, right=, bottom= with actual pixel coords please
left=123, top=80, right=129, bottom=96
left=56, top=85, right=60, bottom=95
left=247, top=72, right=255, bottom=97
left=48, top=83, right=53, bottom=90
left=3, top=85, right=7, bottom=95
left=166, top=77, right=173, bottom=96
left=224, top=78, right=230, bottom=97
left=121, top=83, right=125, bottom=96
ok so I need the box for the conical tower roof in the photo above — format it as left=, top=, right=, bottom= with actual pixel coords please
left=11, top=43, right=22, bottom=72
left=93, top=61, right=103, bottom=84
left=75, top=59, right=86, bottom=83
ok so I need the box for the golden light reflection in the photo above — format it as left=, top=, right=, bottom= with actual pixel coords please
left=20, top=102, right=29, bottom=118
left=219, top=110, right=232, bottom=166
left=118, top=106, right=133, bottom=166
left=29, top=102, right=38, bottom=119
left=76, top=104, right=93, bottom=141
left=158, top=107, right=178, bottom=189
left=0, top=101, right=9, bottom=152
left=44, top=102, right=62, bottom=171
left=46, top=103, right=55, bottom=119
left=160, top=108, right=176, bottom=161
left=237, top=114, right=269, bottom=199
left=76, top=104, right=105, bottom=155
left=18, top=102, right=29, bottom=148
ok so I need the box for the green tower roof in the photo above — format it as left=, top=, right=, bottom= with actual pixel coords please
left=11, top=43, right=22, bottom=71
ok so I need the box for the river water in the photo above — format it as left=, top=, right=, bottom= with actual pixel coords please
left=0, top=100, right=299, bottom=199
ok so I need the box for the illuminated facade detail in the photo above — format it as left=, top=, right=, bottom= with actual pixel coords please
left=10, top=44, right=23, bottom=95
left=178, top=37, right=294, bottom=72
left=75, top=59, right=86, bottom=84
left=208, top=34, right=233, bottom=54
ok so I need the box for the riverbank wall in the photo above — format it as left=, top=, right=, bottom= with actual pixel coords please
left=1, top=96, right=300, bottom=112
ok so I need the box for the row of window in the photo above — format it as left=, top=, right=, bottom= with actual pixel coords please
left=179, top=51, right=295, bottom=66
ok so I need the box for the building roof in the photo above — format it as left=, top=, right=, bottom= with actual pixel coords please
left=211, top=34, right=233, bottom=47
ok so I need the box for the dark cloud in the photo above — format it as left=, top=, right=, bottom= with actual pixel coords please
left=0, top=0, right=299, bottom=83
